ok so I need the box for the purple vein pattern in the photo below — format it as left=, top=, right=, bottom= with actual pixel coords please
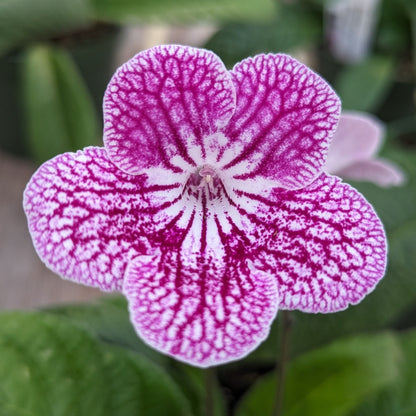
left=24, top=45, right=387, bottom=367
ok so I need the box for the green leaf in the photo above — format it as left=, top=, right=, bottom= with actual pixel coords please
left=170, top=365, right=226, bottom=416
left=91, top=0, right=276, bottom=23
left=377, top=0, right=410, bottom=54
left=410, top=10, right=416, bottom=70
left=236, top=333, right=401, bottom=416
left=351, top=329, right=416, bottom=416
left=49, top=47, right=101, bottom=149
left=47, top=297, right=226, bottom=416
left=0, top=0, right=92, bottom=56
left=0, top=311, right=192, bottom=416
left=45, top=295, right=169, bottom=366
left=335, top=56, right=395, bottom=112
left=204, top=4, right=321, bottom=68
left=22, top=44, right=100, bottom=163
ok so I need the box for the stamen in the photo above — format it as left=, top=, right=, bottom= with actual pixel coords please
left=198, top=166, right=217, bottom=191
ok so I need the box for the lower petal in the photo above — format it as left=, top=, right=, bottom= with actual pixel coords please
left=123, top=251, right=278, bottom=367
left=237, top=173, right=387, bottom=313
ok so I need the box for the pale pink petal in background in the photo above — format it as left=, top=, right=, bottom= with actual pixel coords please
left=336, top=159, right=406, bottom=187
left=325, top=111, right=406, bottom=187
left=324, top=111, right=382, bottom=172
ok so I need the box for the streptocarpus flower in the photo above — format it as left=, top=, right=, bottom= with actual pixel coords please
left=324, top=111, right=406, bottom=187
left=24, top=45, right=387, bottom=367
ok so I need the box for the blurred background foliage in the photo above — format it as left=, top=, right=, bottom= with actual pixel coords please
left=1, top=0, right=416, bottom=414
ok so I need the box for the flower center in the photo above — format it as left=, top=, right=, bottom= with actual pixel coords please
left=184, top=165, right=223, bottom=202
left=198, top=166, right=217, bottom=191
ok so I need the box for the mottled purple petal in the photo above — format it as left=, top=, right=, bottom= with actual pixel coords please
left=325, top=111, right=383, bottom=173
left=123, top=206, right=278, bottom=367
left=337, top=159, right=406, bottom=187
left=23, top=147, right=181, bottom=291
left=222, top=54, right=340, bottom=189
left=103, top=44, right=236, bottom=176
left=124, top=252, right=278, bottom=367
left=236, top=174, right=386, bottom=312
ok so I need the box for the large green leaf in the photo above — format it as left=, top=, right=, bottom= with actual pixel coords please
left=335, top=56, right=395, bottom=112
left=236, top=333, right=401, bottom=416
left=409, top=6, right=416, bottom=70
left=0, top=0, right=92, bottom=56
left=46, top=296, right=226, bottom=416
left=46, top=295, right=169, bottom=366
left=22, top=44, right=100, bottom=162
left=0, top=311, right=192, bottom=416
left=204, top=4, right=321, bottom=68
left=351, top=329, right=416, bottom=416
left=169, top=365, right=226, bottom=416
left=91, top=0, right=276, bottom=23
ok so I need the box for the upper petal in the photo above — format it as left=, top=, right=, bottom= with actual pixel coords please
left=103, top=45, right=236, bottom=176
left=235, top=173, right=387, bottom=312
left=324, top=111, right=383, bottom=173
left=23, top=147, right=182, bottom=291
left=221, top=54, right=340, bottom=190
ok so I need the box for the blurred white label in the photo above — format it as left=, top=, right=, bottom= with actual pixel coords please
left=325, top=0, right=380, bottom=63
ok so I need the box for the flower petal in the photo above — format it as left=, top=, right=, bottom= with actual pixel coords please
left=324, top=111, right=383, bottom=173
left=336, top=159, right=406, bottom=187
left=123, top=215, right=278, bottom=367
left=236, top=173, right=386, bottom=312
left=23, top=147, right=181, bottom=291
left=222, top=54, right=340, bottom=189
left=103, top=44, right=236, bottom=176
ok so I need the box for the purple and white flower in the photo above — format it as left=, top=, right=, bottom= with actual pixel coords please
left=23, top=45, right=387, bottom=367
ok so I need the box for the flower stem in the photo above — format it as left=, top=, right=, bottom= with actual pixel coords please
left=205, top=366, right=215, bottom=416
left=272, top=310, right=294, bottom=416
